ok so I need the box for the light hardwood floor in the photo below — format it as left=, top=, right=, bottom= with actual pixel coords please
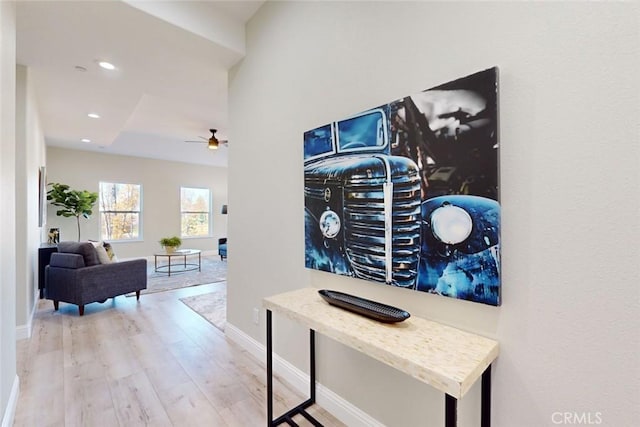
left=14, top=282, right=345, bottom=427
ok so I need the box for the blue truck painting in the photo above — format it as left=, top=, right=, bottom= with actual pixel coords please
left=304, top=67, right=500, bottom=306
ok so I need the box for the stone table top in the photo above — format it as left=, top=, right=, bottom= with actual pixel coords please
left=263, top=287, right=499, bottom=398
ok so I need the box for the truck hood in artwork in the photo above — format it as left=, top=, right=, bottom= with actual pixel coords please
left=304, top=154, right=419, bottom=185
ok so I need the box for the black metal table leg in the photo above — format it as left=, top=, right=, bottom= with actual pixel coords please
left=310, top=329, right=316, bottom=403
left=267, top=309, right=273, bottom=426
left=481, top=364, right=491, bottom=427
left=266, top=311, right=323, bottom=426
left=445, top=364, right=491, bottom=427
left=445, top=394, right=457, bottom=427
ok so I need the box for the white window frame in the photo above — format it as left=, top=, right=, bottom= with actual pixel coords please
left=98, top=181, right=143, bottom=242
left=180, top=186, right=212, bottom=239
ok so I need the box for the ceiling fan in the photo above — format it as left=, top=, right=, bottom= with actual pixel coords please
left=185, top=129, right=228, bottom=150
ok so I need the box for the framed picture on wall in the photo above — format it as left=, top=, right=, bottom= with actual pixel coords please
left=303, top=67, right=501, bottom=306
left=38, top=166, right=47, bottom=227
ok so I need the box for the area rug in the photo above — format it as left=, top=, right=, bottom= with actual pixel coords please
left=127, top=255, right=227, bottom=296
left=180, top=284, right=226, bottom=332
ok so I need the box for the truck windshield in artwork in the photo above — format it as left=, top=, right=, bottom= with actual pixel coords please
left=336, top=110, right=386, bottom=151
left=303, top=124, right=333, bottom=160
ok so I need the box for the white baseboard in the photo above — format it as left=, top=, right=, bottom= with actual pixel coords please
left=15, top=324, right=30, bottom=341
left=1, top=375, right=19, bottom=427
left=16, top=290, right=38, bottom=340
left=225, top=323, right=385, bottom=427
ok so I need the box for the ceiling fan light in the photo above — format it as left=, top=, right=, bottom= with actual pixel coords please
left=207, top=128, right=219, bottom=149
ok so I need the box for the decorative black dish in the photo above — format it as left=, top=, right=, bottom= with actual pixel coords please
left=318, top=289, right=410, bottom=323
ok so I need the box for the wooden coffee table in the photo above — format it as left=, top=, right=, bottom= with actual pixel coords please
left=153, top=249, right=201, bottom=276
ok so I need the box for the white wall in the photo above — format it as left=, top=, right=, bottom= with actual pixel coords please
left=0, top=1, right=18, bottom=424
left=46, top=147, right=228, bottom=259
left=228, top=2, right=639, bottom=427
left=15, top=64, right=46, bottom=338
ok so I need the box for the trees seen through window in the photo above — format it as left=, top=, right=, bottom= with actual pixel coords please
left=99, top=182, right=141, bottom=241
left=181, top=187, right=211, bottom=237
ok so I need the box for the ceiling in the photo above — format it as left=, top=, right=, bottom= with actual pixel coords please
left=16, top=0, right=265, bottom=167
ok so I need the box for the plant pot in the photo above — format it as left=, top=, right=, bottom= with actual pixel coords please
left=165, top=246, right=177, bottom=254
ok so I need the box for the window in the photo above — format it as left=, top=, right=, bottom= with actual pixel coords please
left=181, top=187, right=211, bottom=237
left=99, top=182, right=142, bottom=241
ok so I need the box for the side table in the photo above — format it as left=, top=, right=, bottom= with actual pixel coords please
left=38, top=244, right=58, bottom=298
left=154, top=249, right=202, bottom=276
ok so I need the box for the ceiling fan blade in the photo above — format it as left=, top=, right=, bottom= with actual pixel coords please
left=184, top=140, right=206, bottom=143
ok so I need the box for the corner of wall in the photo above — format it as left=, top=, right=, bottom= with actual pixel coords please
left=15, top=288, right=38, bottom=341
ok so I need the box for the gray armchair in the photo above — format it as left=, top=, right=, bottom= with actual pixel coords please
left=45, top=242, right=147, bottom=315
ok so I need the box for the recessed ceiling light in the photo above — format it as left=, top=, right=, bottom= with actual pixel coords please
left=98, top=61, right=116, bottom=70
left=87, top=113, right=100, bottom=119
left=81, top=138, right=91, bottom=143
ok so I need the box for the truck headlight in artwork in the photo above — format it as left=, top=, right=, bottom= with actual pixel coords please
left=319, top=209, right=341, bottom=239
left=430, top=204, right=473, bottom=245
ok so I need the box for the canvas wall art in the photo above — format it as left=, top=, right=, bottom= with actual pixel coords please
left=304, top=67, right=500, bottom=305
left=38, top=166, right=47, bottom=227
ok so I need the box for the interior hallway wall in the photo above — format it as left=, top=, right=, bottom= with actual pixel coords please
left=0, top=1, right=18, bottom=424
left=228, top=2, right=639, bottom=426
left=15, top=64, right=46, bottom=339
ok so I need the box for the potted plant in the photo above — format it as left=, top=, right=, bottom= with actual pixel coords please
left=159, top=236, right=182, bottom=253
left=47, top=182, right=98, bottom=241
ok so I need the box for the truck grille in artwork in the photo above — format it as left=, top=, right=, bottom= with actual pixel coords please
left=343, top=175, right=421, bottom=288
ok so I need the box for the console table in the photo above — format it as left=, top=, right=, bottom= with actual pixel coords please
left=263, top=288, right=499, bottom=427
